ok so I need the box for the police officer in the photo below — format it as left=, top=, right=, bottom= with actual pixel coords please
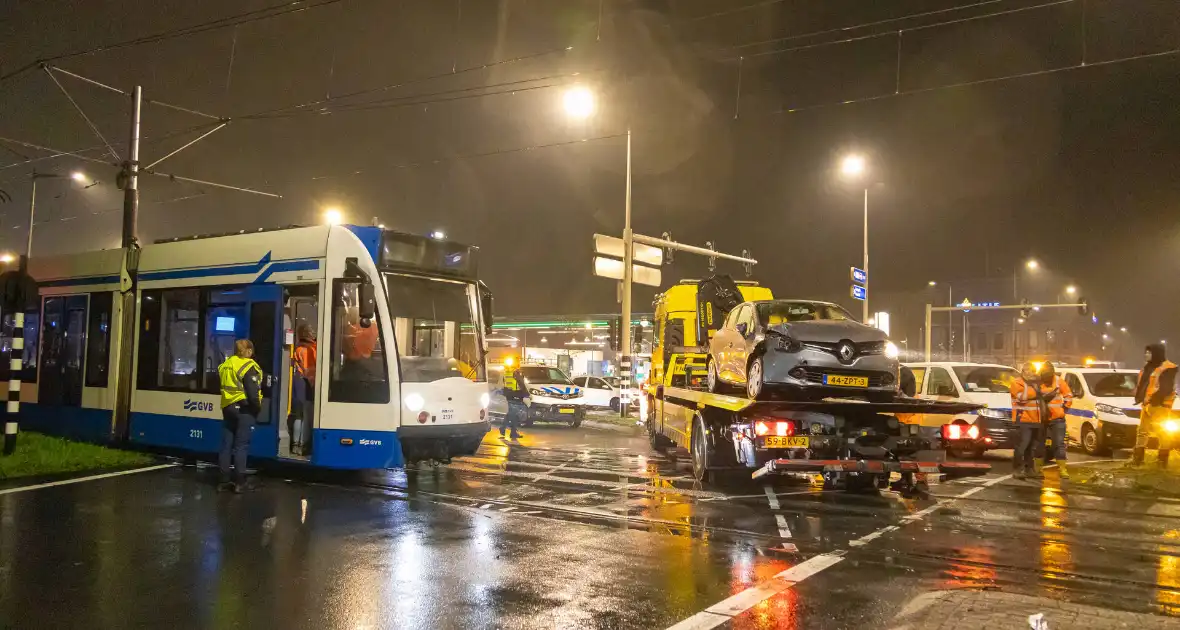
left=1010, top=362, right=1044, bottom=480
left=1037, top=363, right=1074, bottom=479
left=218, top=339, right=264, bottom=493
left=500, top=368, right=530, bottom=441
left=1134, top=343, right=1177, bottom=467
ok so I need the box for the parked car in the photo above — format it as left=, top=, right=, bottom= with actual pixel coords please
left=1057, top=367, right=1141, bottom=455
left=905, top=362, right=1021, bottom=457
left=707, top=299, right=900, bottom=400
left=572, top=375, right=622, bottom=411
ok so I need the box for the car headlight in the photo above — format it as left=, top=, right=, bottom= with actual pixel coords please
left=1095, top=403, right=1121, bottom=415
left=480, top=392, right=490, bottom=408
left=771, top=332, right=802, bottom=352
left=978, top=407, right=1009, bottom=420
left=404, top=393, right=425, bottom=412
left=1165, top=419, right=1180, bottom=434
left=884, top=341, right=899, bottom=359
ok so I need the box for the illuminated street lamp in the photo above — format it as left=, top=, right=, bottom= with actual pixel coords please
left=927, top=280, right=937, bottom=287
left=1120, top=327, right=1127, bottom=333
left=431, top=230, right=446, bottom=240
left=840, top=153, right=870, bottom=322
left=323, top=207, right=343, bottom=225
left=0, top=253, right=14, bottom=264
left=1065, top=285, right=1077, bottom=295
left=562, top=86, right=596, bottom=119
left=1026, top=259, right=1039, bottom=270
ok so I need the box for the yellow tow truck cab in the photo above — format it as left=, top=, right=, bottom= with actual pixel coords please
left=649, top=278, right=773, bottom=390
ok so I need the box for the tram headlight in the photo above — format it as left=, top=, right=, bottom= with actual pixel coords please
left=480, top=392, right=490, bottom=408
left=404, top=393, right=425, bottom=412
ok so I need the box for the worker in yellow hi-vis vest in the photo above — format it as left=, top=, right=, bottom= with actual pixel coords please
left=218, top=339, right=264, bottom=493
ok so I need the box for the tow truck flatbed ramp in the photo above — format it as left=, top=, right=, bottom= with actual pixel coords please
left=751, top=458, right=992, bottom=480
left=649, top=385, right=984, bottom=417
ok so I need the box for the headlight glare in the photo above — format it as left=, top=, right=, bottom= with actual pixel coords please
left=884, top=341, right=900, bottom=359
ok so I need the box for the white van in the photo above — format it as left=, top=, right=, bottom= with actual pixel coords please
left=904, top=362, right=1021, bottom=457
left=1056, top=367, right=1141, bottom=455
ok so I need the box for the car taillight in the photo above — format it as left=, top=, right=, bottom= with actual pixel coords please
left=755, top=420, right=794, bottom=437
left=942, top=424, right=979, bottom=441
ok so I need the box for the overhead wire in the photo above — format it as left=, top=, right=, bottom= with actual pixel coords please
left=0, top=0, right=347, bottom=83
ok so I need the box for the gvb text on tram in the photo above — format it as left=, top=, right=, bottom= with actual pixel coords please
left=15, top=225, right=493, bottom=469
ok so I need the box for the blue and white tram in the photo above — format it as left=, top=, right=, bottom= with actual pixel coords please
left=20, top=225, right=493, bottom=469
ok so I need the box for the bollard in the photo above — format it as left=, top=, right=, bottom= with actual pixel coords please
left=2, top=311, right=21, bottom=455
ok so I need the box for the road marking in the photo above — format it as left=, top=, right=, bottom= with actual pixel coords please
left=666, top=553, right=845, bottom=629
left=663, top=471, right=1015, bottom=630
left=499, top=506, right=516, bottom=512
left=0, top=463, right=177, bottom=495
left=763, top=485, right=797, bottom=552
left=444, top=462, right=731, bottom=499
left=479, top=503, right=493, bottom=509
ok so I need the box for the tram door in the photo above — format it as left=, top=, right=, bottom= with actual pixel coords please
left=205, top=286, right=282, bottom=430
left=40, top=295, right=87, bottom=407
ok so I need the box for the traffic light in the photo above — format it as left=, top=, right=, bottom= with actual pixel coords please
left=1019, top=298, right=1030, bottom=320
left=608, top=316, right=621, bottom=351
left=1078, top=297, right=1089, bottom=317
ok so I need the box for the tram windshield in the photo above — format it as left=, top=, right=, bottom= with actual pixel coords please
left=385, top=273, right=486, bottom=383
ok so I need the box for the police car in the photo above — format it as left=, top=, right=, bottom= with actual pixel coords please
left=489, top=364, right=587, bottom=428
left=1056, top=367, right=1141, bottom=455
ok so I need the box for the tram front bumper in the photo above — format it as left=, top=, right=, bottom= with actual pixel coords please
left=399, top=420, right=490, bottom=460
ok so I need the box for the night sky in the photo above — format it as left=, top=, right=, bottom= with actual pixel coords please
left=1, top=0, right=1177, bottom=354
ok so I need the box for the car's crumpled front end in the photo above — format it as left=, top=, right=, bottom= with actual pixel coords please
left=760, top=320, right=900, bottom=398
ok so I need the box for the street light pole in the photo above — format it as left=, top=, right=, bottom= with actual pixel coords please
left=862, top=187, right=868, bottom=323
left=620, top=126, right=633, bottom=417
left=25, top=176, right=36, bottom=259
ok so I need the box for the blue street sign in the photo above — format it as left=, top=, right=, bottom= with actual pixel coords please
left=850, top=267, right=867, bottom=284
left=851, top=285, right=866, bottom=301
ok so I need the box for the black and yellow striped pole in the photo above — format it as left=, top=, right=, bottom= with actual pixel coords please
left=2, top=255, right=36, bottom=455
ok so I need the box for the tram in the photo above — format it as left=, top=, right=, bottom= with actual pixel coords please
left=17, top=225, right=493, bottom=469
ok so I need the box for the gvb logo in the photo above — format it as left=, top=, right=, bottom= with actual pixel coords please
left=183, top=400, right=215, bottom=412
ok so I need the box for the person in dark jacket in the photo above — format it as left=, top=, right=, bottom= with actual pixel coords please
left=1133, top=343, right=1178, bottom=467
left=218, top=339, right=264, bottom=493
left=500, top=368, right=530, bottom=440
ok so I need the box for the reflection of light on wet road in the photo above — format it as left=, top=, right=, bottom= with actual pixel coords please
left=943, top=544, right=997, bottom=588
left=1039, top=486, right=1074, bottom=586
left=1157, top=530, right=1180, bottom=614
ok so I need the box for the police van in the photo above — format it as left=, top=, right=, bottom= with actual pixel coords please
left=489, top=363, right=586, bottom=428
left=1056, top=367, right=1141, bottom=455
left=904, top=362, right=1021, bottom=457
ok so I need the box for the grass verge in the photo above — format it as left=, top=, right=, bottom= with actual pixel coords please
left=0, top=432, right=155, bottom=481
left=584, top=410, right=641, bottom=428
left=1070, top=455, right=1180, bottom=498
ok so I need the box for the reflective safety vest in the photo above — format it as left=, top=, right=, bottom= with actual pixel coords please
left=1039, top=375, right=1073, bottom=422
left=219, top=356, right=263, bottom=409
left=1145, top=360, right=1178, bottom=409
left=1010, top=377, right=1042, bottom=424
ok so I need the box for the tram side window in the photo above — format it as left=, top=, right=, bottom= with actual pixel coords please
left=328, top=280, right=390, bottom=404
left=137, top=288, right=201, bottom=391
left=85, top=292, right=113, bottom=387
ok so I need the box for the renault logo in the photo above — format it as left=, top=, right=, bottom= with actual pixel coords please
left=837, top=341, right=856, bottom=363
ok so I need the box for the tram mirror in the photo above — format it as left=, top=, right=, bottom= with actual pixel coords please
left=358, top=283, right=376, bottom=327
left=481, top=290, right=494, bottom=335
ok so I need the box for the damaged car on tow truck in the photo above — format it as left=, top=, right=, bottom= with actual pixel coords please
left=707, top=299, right=901, bottom=401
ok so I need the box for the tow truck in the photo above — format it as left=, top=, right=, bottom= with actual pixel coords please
left=642, top=276, right=992, bottom=493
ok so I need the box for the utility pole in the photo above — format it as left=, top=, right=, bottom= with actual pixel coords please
left=112, top=86, right=142, bottom=441
left=619, top=127, right=633, bottom=418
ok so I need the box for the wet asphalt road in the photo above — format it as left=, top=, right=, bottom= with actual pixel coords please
left=2, top=423, right=1180, bottom=629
